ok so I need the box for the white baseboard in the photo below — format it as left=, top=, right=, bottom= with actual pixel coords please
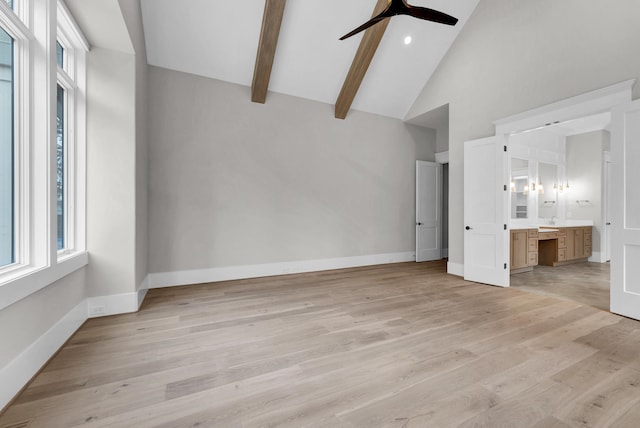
left=447, top=262, right=464, bottom=277
left=1, top=283, right=152, bottom=411
left=137, top=275, right=149, bottom=309
left=87, top=292, right=140, bottom=318
left=0, top=300, right=88, bottom=411
left=588, top=252, right=607, bottom=263
left=148, top=252, right=416, bottom=289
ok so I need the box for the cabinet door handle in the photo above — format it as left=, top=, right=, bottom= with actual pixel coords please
left=417, top=222, right=423, bottom=226
left=465, top=226, right=472, bottom=230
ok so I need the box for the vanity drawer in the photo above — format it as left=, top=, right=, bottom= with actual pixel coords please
left=528, top=239, right=538, bottom=251
left=585, top=234, right=592, bottom=246
left=558, top=248, right=566, bottom=261
left=528, top=252, right=538, bottom=266
left=528, top=230, right=539, bottom=238
left=558, top=236, right=566, bottom=248
left=585, top=245, right=592, bottom=256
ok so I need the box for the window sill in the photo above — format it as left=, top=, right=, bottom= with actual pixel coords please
left=0, top=251, right=88, bottom=310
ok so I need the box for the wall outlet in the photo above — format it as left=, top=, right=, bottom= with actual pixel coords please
left=89, top=305, right=106, bottom=316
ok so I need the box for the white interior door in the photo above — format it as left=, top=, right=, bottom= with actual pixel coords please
left=416, top=161, right=442, bottom=262
left=604, top=158, right=612, bottom=262
left=610, top=99, right=640, bottom=320
left=464, top=136, right=509, bottom=287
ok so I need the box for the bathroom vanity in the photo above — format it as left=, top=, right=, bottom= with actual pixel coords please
left=537, top=226, right=592, bottom=267
left=510, top=224, right=592, bottom=274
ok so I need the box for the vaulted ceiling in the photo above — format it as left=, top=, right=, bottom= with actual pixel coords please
left=140, top=0, right=480, bottom=120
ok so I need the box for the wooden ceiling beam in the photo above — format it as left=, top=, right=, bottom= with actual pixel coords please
left=335, top=0, right=390, bottom=119
left=251, top=0, right=287, bottom=104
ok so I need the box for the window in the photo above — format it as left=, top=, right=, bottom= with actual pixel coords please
left=0, top=0, right=88, bottom=309
left=56, top=40, right=63, bottom=67
left=0, top=26, right=13, bottom=268
left=55, top=26, right=86, bottom=255
left=56, top=83, right=64, bottom=250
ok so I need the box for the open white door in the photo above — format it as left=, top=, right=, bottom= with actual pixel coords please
left=416, top=161, right=442, bottom=262
left=610, top=99, right=640, bottom=321
left=464, top=136, right=509, bottom=287
left=604, top=157, right=612, bottom=262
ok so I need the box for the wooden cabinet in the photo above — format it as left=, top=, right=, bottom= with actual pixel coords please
left=511, top=229, right=538, bottom=274
left=538, top=226, right=592, bottom=266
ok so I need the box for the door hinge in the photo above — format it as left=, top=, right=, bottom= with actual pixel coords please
left=504, top=145, right=507, bottom=152
left=504, top=184, right=507, bottom=191
left=504, top=263, right=507, bottom=269
left=504, top=224, right=507, bottom=230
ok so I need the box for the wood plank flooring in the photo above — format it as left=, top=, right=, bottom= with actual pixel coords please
left=2, top=260, right=640, bottom=427
left=511, top=262, right=610, bottom=311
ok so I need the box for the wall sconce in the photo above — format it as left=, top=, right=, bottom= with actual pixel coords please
left=538, top=181, right=544, bottom=194
left=555, top=181, right=569, bottom=193
left=510, top=180, right=516, bottom=192
left=523, top=184, right=529, bottom=195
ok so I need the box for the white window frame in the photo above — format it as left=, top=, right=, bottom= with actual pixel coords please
left=56, top=2, right=87, bottom=259
left=0, top=0, right=33, bottom=277
left=0, top=0, right=88, bottom=311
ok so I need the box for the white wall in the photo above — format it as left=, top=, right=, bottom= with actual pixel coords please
left=85, top=47, right=137, bottom=297
left=566, top=130, right=608, bottom=255
left=148, top=67, right=433, bottom=275
left=415, top=127, right=436, bottom=161
left=118, top=0, right=150, bottom=292
left=435, top=121, right=449, bottom=154
left=0, top=269, right=86, bottom=370
left=406, top=0, right=640, bottom=267
left=67, top=0, right=148, bottom=298
left=0, top=0, right=149, bottom=409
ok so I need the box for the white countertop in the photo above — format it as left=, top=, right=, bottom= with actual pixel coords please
left=511, top=220, right=594, bottom=230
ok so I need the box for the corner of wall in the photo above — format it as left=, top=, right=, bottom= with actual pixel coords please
left=0, top=300, right=88, bottom=411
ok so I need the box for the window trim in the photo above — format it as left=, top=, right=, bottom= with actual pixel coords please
left=0, top=0, right=88, bottom=310
left=0, top=0, right=31, bottom=277
left=56, top=0, right=87, bottom=258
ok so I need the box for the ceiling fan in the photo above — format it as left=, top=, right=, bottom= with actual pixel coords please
left=339, top=0, right=458, bottom=40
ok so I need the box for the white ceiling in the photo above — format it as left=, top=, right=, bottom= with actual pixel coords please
left=140, top=0, right=480, bottom=119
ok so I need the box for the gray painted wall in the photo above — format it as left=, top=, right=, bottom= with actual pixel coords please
left=415, top=127, right=436, bottom=162
left=406, top=0, right=640, bottom=266
left=148, top=67, right=434, bottom=273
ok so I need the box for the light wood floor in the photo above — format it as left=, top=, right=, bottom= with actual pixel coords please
left=2, top=260, right=640, bottom=428
left=511, top=262, right=610, bottom=311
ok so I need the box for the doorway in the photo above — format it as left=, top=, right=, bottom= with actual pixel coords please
left=464, top=79, right=639, bottom=320
left=507, top=114, right=612, bottom=310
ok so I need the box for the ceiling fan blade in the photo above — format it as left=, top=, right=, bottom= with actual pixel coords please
left=405, top=6, right=458, bottom=26
left=339, top=16, right=388, bottom=40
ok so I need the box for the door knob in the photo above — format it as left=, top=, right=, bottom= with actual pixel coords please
left=417, top=222, right=423, bottom=226
left=606, top=222, right=611, bottom=225
left=465, top=226, right=472, bottom=230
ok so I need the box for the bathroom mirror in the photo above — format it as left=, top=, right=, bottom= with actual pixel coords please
left=510, top=158, right=529, bottom=219
left=538, top=162, right=558, bottom=219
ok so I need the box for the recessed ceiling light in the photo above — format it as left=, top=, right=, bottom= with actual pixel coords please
left=404, top=36, right=412, bottom=45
